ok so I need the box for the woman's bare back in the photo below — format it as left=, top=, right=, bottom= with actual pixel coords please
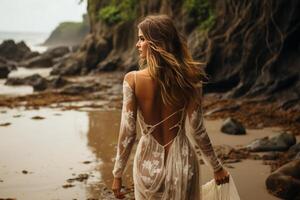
left=135, top=69, right=185, bottom=152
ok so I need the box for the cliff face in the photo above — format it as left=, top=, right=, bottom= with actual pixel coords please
left=204, top=0, right=300, bottom=111
left=77, top=0, right=204, bottom=72
left=54, top=0, right=300, bottom=112
left=53, top=0, right=212, bottom=73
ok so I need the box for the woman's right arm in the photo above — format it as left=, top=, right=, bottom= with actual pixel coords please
left=112, top=72, right=137, bottom=198
left=112, top=72, right=137, bottom=178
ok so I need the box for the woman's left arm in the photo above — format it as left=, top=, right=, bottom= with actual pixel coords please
left=186, top=87, right=229, bottom=185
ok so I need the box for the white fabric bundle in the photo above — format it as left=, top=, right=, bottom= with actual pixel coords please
left=202, top=175, right=240, bottom=200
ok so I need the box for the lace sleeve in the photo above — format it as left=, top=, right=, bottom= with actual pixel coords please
left=185, top=89, right=222, bottom=173
left=112, top=73, right=137, bottom=178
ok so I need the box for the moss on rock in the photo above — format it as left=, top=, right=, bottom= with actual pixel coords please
left=98, top=0, right=137, bottom=25
left=184, top=0, right=216, bottom=31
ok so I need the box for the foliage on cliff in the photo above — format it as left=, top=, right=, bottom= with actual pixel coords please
left=43, top=14, right=89, bottom=47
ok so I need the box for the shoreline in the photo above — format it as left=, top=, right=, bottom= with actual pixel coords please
left=0, top=78, right=298, bottom=136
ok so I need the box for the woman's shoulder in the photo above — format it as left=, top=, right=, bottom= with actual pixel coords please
left=123, top=71, right=137, bottom=91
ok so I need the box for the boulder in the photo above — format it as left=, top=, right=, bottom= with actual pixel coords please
left=48, top=76, right=69, bottom=88
left=0, top=57, right=17, bottom=71
left=0, top=56, right=7, bottom=64
left=220, top=117, right=246, bottom=135
left=20, top=46, right=70, bottom=69
left=247, top=132, right=296, bottom=152
left=44, top=46, right=70, bottom=58
left=287, top=143, right=300, bottom=159
left=50, top=60, right=81, bottom=76
left=23, top=51, right=40, bottom=60
left=262, top=152, right=281, bottom=160
left=32, top=77, right=48, bottom=91
left=4, top=73, right=69, bottom=91
left=22, top=54, right=53, bottom=68
left=60, top=83, right=100, bottom=95
left=95, top=57, right=120, bottom=72
left=5, top=74, right=44, bottom=86
left=0, top=40, right=31, bottom=61
left=266, top=159, right=300, bottom=199
left=0, top=63, right=10, bottom=78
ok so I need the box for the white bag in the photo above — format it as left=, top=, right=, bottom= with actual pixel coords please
left=201, top=175, right=240, bottom=200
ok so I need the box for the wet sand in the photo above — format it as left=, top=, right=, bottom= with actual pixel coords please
left=0, top=108, right=288, bottom=199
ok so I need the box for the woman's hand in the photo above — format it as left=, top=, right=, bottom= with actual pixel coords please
left=112, top=177, right=125, bottom=199
left=214, top=168, right=230, bottom=185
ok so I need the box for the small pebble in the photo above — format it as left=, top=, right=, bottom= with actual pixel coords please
left=31, top=116, right=45, bottom=120
left=0, top=122, right=11, bottom=126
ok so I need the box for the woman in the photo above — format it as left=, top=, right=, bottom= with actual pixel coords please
left=112, top=14, right=230, bottom=199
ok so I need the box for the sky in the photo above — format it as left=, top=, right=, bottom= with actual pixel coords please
left=0, top=0, right=87, bottom=33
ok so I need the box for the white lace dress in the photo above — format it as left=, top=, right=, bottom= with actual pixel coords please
left=113, top=76, right=223, bottom=200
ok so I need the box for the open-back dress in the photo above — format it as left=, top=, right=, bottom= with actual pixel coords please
left=113, top=71, right=223, bottom=200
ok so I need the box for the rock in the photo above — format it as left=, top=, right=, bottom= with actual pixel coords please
left=5, top=73, right=70, bottom=91
left=60, top=83, right=100, bottom=95
left=32, top=77, right=48, bottom=91
left=5, top=74, right=43, bottom=86
left=22, top=54, right=53, bottom=68
left=0, top=122, right=11, bottom=126
left=0, top=56, right=7, bottom=64
left=220, top=117, right=246, bottom=135
left=266, top=159, right=300, bottom=199
left=52, top=52, right=70, bottom=64
left=23, top=51, right=40, bottom=60
left=247, top=132, right=296, bottom=152
left=5, top=77, right=26, bottom=85
left=287, top=143, right=300, bottom=159
left=0, top=63, right=10, bottom=78
left=95, top=57, right=120, bottom=72
left=44, top=46, right=70, bottom=58
left=50, top=60, right=81, bottom=76
left=5, top=73, right=48, bottom=91
left=262, top=152, right=281, bottom=160
left=20, top=46, right=70, bottom=69
left=0, top=40, right=31, bottom=61
left=48, top=76, right=69, bottom=88
left=205, top=105, right=240, bottom=116
left=62, top=183, right=74, bottom=188
left=67, top=173, right=89, bottom=183
left=31, top=116, right=45, bottom=120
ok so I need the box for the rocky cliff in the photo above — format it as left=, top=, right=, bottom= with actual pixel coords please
left=53, top=0, right=300, bottom=113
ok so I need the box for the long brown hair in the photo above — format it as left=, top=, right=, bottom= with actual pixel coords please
left=138, top=14, right=207, bottom=106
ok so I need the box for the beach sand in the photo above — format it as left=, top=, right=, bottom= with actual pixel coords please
left=0, top=108, right=288, bottom=199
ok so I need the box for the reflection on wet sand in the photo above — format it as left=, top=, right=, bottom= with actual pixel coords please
left=86, top=110, right=136, bottom=198
left=0, top=107, right=283, bottom=199
left=0, top=108, right=99, bottom=199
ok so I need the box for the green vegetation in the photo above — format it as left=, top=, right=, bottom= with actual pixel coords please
left=43, top=14, right=89, bottom=46
left=98, top=0, right=137, bottom=25
left=184, top=0, right=216, bottom=30
left=98, top=5, right=122, bottom=24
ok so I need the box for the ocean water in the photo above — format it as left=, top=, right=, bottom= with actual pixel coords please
left=0, top=31, right=50, bottom=53
left=0, top=31, right=51, bottom=96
